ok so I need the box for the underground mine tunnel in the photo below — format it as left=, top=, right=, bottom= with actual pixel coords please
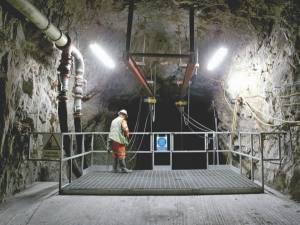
left=1, top=0, right=300, bottom=202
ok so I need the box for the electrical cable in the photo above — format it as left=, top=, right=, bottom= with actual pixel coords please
left=153, top=64, right=156, bottom=122
left=231, top=99, right=239, bottom=138
left=244, top=100, right=283, bottom=127
left=279, top=91, right=300, bottom=98
left=186, top=123, right=206, bottom=139
left=194, top=71, right=234, bottom=112
left=197, top=70, right=224, bottom=83
left=127, top=111, right=150, bottom=163
left=177, top=106, right=214, bottom=132
left=127, top=96, right=143, bottom=151
left=178, top=106, right=213, bottom=131
left=244, top=98, right=300, bottom=125
left=281, top=103, right=300, bottom=107
left=183, top=84, right=190, bottom=125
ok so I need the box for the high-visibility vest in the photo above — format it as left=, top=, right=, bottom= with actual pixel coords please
left=108, top=117, right=128, bottom=145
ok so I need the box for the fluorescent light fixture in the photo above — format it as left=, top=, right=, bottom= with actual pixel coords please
left=207, top=47, right=228, bottom=71
left=90, top=43, right=115, bottom=68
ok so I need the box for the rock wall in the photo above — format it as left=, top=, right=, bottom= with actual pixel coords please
left=0, top=5, right=62, bottom=201
left=0, top=0, right=137, bottom=202
left=213, top=5, right=300, bottom=200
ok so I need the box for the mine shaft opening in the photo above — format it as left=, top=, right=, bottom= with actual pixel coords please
left=121, top=96, right=226, bottom=170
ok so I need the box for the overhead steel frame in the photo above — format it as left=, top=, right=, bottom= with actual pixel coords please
left=123, top=0, right=196, bottom=99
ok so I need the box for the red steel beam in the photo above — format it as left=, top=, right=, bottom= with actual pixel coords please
left=180, top=7, right=196, bottom=99
left=123, top=53, right=154, bottom=97
left=180, top=56, right=196, bottom=98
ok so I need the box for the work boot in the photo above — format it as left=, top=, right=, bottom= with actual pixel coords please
left=119, top=159, right=132, bottom=173
left=113, top=158, right=121, bottom=173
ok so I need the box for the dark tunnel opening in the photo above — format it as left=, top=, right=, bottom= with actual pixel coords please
left=124, top=97, right=226, bottom=170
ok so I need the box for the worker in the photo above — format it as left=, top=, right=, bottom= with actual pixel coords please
left=107, top=109, right=132, bottom=173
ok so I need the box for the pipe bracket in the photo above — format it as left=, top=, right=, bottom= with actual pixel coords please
left=41, top=19, right=51, bottom=32
left=56, top=35, right=72, bottom=50
left=50, top=29, right=63, bottom=42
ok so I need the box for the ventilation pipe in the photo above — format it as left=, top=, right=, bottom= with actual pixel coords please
left=6, top=0, right=85, bottom=121
left=6, top=0, right=85, bottom=176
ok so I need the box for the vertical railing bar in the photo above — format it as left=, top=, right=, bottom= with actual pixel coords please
left=251, top=133, right=254, bottom=181
left=260, top=133, right=264, bottom=192
left=278, top=134, right=281, bottom=160
left=151, top=133, right=154, bottom=169
left=170, top=133, right=173, bottom=169
left=70, top=134, right=73, bottom=184
left=170, top=133, right=173, bottom=168
left=81, top=134, right=85, bottom=174
left=91, top=134, right=94, bottom=167
left=28, top=133, right=31, bottom=160
left=59, top=133, right=63, bottom=194
left=213, top=133, right=216, bottom=165
left=239, top=132, right=242, bottom=175
left=230, top=133, right=232, bottom=166
left=205, top=133, right=208, bottom=168
left=216, top=133, right=219, bottom=165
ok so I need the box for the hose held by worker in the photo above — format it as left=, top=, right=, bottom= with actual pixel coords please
left=107, top=109, right=132, bottom=173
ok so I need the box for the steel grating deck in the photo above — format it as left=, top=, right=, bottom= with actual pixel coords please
left=61, top=169, right=263, bottom=195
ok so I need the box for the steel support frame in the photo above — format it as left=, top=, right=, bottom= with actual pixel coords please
left=180, top=7, right=196, bottom=99
left=123, top=53, right=154, bottom=97
left=123, top=0, right=196, bottom=98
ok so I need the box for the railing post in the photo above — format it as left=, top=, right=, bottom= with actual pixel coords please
left=81, top=134, right=85, bottom=174
left=278, top=133, right=282, bottom=160
left=151, top=133, right=154, bottom=169
left=239, top=132, right=242, bottom=175
left=260, top=133, right=265, bottom=192
left=205, top=132, right=208, bottom=168
left=28, top=133, right=32, bottom=160
left=216, top=132, right=219, bottom=165
left=213, top=132, right=216, bottom=165
left=250, top=133, right=254, bottom=181
left=59, top=133, right=63, bottom=194
left=91, top=134, right=94, bottom=166
left=170, top=133, right=174, bottom=169
left=69, top=134, right=73, bottom=184
left=230, top=133, right=232, bottom=166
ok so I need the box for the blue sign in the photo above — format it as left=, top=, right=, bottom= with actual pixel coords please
left=157, top=136, right=167, bottom=151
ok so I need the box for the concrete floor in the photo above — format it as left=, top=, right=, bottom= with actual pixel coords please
left=0, top=182, right=299, bottom=225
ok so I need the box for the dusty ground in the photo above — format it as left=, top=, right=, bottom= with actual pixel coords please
left=0, top=182, right=299, bottom=225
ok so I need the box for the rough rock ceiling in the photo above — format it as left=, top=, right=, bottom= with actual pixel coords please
left=1, top=0, right=299, bottom=135
left=79, top=0, right=297, bottom=104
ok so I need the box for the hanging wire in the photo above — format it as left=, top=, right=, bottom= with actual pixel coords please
left=183, top=84, right=190, bottom=125
left=243, top=97, right=300, bottom=125
left=231, top=99, right=239, bottom=139
left=153, top=64, right=156, bottom=122
left=142, top=22, right=146, bottom=64
left=195, top=70, right=234, bottom=112
left=279, top=91, right=300, bottom=98
left=127, top=111, right=150, bottom=162
left=176, top=106, right=214, bottom=132
left=177, top=25, right=182, bottom=65
left=127, top=96, right=143, bottom=151
left=99, top=133, right=108, bottom=149
left=186, top=124, right=206, bottom=139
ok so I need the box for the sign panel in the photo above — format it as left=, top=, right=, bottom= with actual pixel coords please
left=156, top=135, right=168, bottom=151
left=42, top=133, right=62, bottom=159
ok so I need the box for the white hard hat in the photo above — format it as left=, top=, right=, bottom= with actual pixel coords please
left=118, top=109, right=128, bottom=118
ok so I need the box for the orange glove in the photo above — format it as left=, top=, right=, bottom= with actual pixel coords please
left=124, top=130, right=130, bottom=138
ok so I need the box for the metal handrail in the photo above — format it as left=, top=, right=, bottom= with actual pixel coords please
left=27, top=131, right=286, bottom=194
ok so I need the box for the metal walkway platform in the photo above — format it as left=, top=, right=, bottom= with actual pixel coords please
left=61, top=169, right=263, bottom=195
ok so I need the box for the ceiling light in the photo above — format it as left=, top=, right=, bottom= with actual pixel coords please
left=90, top=43, right=115, bottom=68
left=207, top=47, right=228, bottom=71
